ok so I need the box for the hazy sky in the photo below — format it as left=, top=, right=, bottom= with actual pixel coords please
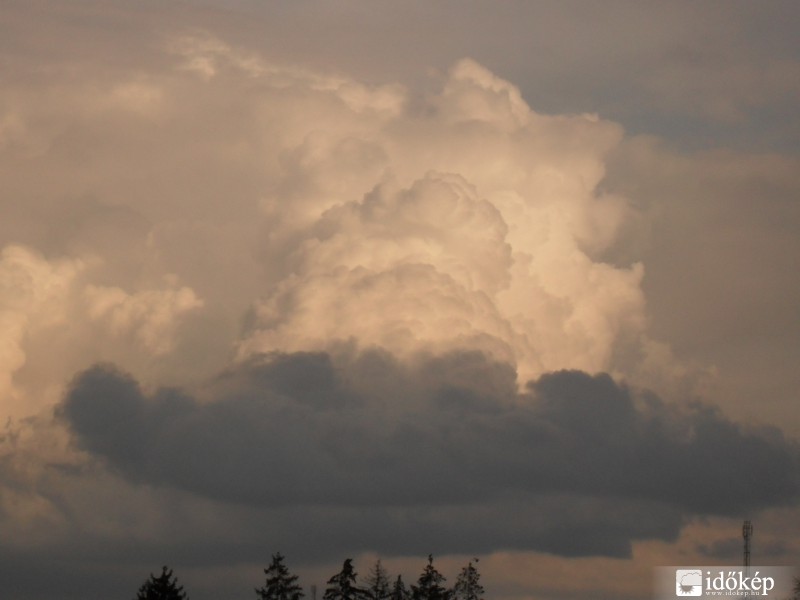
left=1, top=2, right=799, bottom=599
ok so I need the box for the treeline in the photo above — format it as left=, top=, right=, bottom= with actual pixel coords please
left=135, top=553, right=484, bottom=600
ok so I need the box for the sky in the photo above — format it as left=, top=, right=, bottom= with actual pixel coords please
left=1, top=1, right=799, bottom=599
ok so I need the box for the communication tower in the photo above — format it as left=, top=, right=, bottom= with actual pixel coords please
left=743, top=520, right=753, bottom=580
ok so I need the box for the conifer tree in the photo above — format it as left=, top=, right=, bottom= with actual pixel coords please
left=323, top=558, right=368, bottom=600
left=364, top=559, right=391, bottom=600
left=134, top=565, right=189, bottom=600
left=411, top=555, right=451, bottom=600
left=256, top=553, right=305, bottom=600
left=452, top=560, right=484, bottom=600
left=390, top=575, right=411, bottom=600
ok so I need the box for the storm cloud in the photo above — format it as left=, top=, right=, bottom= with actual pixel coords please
left=3, top=2, right=800, bottom=598
left=60, top=351, right=799, bottom=558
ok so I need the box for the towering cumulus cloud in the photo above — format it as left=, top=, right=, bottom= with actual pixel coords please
left=221, top=49, right=649, bottom=385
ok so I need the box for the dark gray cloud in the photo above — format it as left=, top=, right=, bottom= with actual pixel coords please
left=59, top=351, right=800, bottom=559
left=696, top=535, right=788, bottom=561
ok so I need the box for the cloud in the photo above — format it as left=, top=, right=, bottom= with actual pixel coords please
left=202, top=47, right=654, bottom=387
left=0, top=238, right=204, bottom=420
left=1, top=25, right=659, bottom=392
left=605, top=136, right=800, bottom=428
left=0, top=246, right=83, bottom=418
left=696, top=536, right=787, bottom=561
left=84, top=283, right=203, bottom=355
left=1, top=6, right=799, bottom=597
left=59, top=352, right=799, bottom=559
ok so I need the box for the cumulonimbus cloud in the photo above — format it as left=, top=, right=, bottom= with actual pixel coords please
left=10, top=31, right=791, bottom=562
left=0, top=7, right=798, bottom=599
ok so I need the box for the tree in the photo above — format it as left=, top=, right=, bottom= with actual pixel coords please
left=134, top=566, right=189, bottom=600
left=256, top=553, right=305, bottom=600
left=363, top=559, right=392, bottom=600
left=324, top=558, right=369, bottom=600
left=411, top=555, right=451, bottom=600
left=390, top=575, right=411, bottom=600
left=451, top=560, right=484, bottom=600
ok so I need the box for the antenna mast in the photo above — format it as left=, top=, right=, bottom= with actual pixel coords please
left=742, top=520, right=753, bottom=571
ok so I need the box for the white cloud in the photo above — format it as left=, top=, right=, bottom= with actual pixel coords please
left=437, top=59, right=532, bottom=130
left=235, top=52, right=651, bottom=384
left=0, top=244, right=203, bottom=421
left=84, top=282, right=203, bottom=356
left=0, top=245, right=82, bottom=419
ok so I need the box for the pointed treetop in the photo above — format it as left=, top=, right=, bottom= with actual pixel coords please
left=134, top=565, right=189, bottom=600
left=256, top=553, right=304, bottom=600
left=452, top=560, right=484, bottom=600
left=411, top=555, right=450, bottom=600
left=391, top=575, right=410, bottom=600
left=364, top=558, right=392, bottom=600
left=323, top=558, right=368, bottom=600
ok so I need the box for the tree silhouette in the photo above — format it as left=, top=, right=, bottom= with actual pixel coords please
left=452, top=560, right=483, bottom=600
left=390, top=575, right=411, bottom=600
left=411, top=555, right=451, bottom=600
left=363, top=559, right=391, bottom=600
left=134, top=566, right=188, bottom=600
left=324, top=558, right=369, bottom=600
left=256, top=553, right=305, bottom=600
